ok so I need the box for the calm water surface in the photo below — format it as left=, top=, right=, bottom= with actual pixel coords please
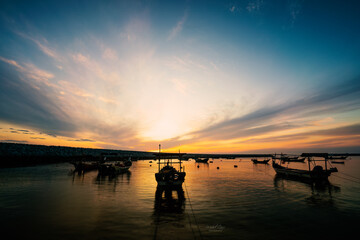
left=1, top=157, right=360, bottom=240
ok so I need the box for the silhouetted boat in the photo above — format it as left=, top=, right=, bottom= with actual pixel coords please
left=330, top=160, right=345, bottom=164
left=326, top=155, right=347, bottom=164
left=272, top=153, right=338, bottom=182
left=98, top=158, right=132, bottom=175
left=195, top=158, right=209, bottom=163
left=155, top=145, right=186, bottom=186
left=272, top=153, right=305, bottom=162
left=251, top=158, right=270, bottom=164
left=155, top=165, right=186, bottom=186
left=72, top=161, right=99, bottom=172
left=327, top=155, right=348, bottom=160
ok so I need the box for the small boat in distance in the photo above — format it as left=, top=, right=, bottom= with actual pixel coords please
left=195, top=158, right=209, bottom=163
left=272, top=153, right=305, bottom=163
left=326, top=155, right=348, bottom=164
left=330, top=160, right=345, bottom=164
left=98, top=157, right=132, bottom=175
left=327, top=155, right=348, bottom=160
left=251, top=158, right=270, bottom=164
left=72, top=161, right=99, bottom=173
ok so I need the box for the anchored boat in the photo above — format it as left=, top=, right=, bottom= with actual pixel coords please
left=272, top=153, right=338, bottom=182
left=72, top=161, right=99, bottom=173
left=251, top=158, right=270, bottom=164
left=195, top=157, right=209, bottom=163
left=98, top=157, right=132, bottom=175
left=272, top=153, right=305, bottom=163
left=154, top=145, right=186, bottom=187
left=327, top=155, right=348, bottom=164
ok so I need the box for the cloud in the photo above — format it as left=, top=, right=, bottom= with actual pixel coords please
left=68, top=138, right=96, bottom=142
left=237, top=123, right=360, bottom=145
left=0, top=56, right=55, bottom=87
left=177, top=76, right=360, bottom=142
left=288, top=0, right=303, bottom=24
left=1, top=140, right=28, bottom=144
left=246, top=0, right=263, bottom=13
left=171, top=78, right=188, bottom=94
left=0, top=60, right=76, bottom=137
left=168, top=11, right=188, bottom=40
left=15, top=31, right=62, bottom=61
left=7, top=128, right=34, bottom=135
left=102, top=48, right=118, bottom=61
left=0, top=56, right=24, bottom=69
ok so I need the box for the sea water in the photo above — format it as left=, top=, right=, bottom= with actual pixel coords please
left=0, top=157, right=359, bottom=240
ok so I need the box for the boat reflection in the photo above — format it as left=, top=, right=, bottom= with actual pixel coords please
left=154, top=186, right=185, bottom=213
left=196, top=162, right=209, bottom=169
left=274, top=175, right=341, bottom=207
left=95, top=171, right=132, bottom=185
left=153, top=186, right=188, bottom=239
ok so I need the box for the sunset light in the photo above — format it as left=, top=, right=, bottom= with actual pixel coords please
left=0, top=0, right=359, bottom=153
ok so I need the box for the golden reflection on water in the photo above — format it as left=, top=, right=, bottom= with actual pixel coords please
left=0, top=157, right=359, bottom=239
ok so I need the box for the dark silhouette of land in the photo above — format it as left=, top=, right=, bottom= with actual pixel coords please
left=0, top=142, right=359, bottom=168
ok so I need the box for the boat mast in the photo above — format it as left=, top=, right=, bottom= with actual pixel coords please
left=158, top=144, right=161, bottom=172
left=179, top=149, right=182, bottom=172
left=325, top=155, right=328, bottom=172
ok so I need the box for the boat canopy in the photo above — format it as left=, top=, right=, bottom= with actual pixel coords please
left=301, top=153, right=329, bottom=158
left=153, top=153, right=186, bottom=158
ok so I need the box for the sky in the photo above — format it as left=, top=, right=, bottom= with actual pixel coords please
left=0, top=0, right=360, bottom=153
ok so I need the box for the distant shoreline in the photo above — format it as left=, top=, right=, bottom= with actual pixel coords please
left=1, top=142, right=359, bottom=168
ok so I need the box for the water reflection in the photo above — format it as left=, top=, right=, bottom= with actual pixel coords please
left=274, top=175, right=341, bottom=207
left=153, top=186, right=187, bottom=240
left=95, top=171, right=132, bottom=185
left=195, top=162, right=209, bottom=170
left=154, top=186, right=185, bottom=213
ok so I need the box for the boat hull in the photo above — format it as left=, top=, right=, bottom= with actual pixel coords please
left=331, top=161, right=345, bottom=164
left=72, top=161, right=99, bottom=172
left=155, top=169, right=186, bottom=186
left=195, top=158, right=209, bottom=163
left=272, top=162, right=336, bottom=182
left=252, top=159, right=270, bottom=164
left=98, top=163, right=131, bottom=175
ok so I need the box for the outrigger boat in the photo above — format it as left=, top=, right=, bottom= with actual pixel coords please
left=330, top=160, right=345, bottom=164
left=272, top=153, right=338, bottom=182
left=272, top=153, right=305, bottom=163
left=155, top=145, right=186, bottom=186
left=327, top=155, right=348, bottom=160
left=251, top=158, right=270, bottom=164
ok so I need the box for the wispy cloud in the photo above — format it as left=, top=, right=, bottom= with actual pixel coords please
left=159, top=77, right=360, bottom=150
left=246, top=0, right=263, bottom=13
left=287, top=0, right=303, bottom=27
left=168, top=11, right=188, bottom=40
left=15, top=31, right=62, bottom=62
left=0, top=56, right=55, bottom=87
